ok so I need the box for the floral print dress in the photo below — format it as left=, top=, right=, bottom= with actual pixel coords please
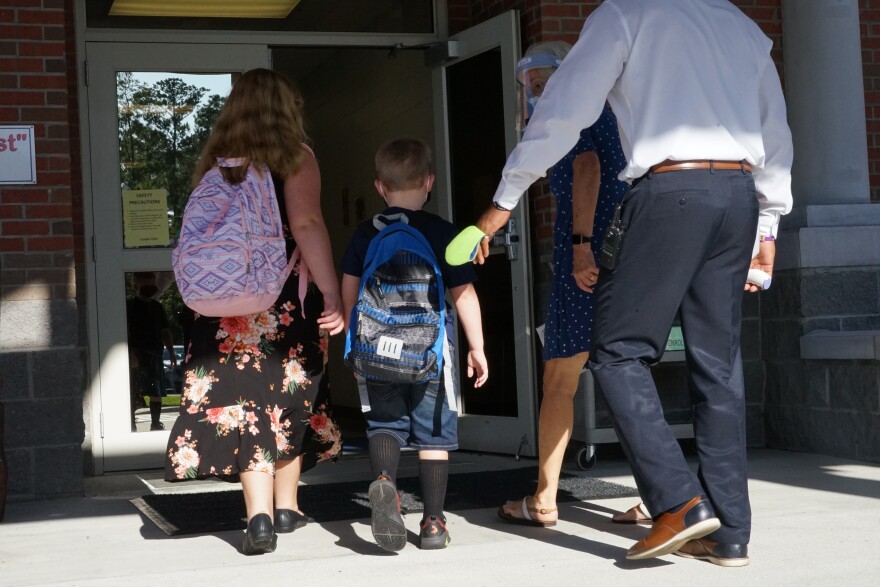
left=165, top=174, right=341, bottom=482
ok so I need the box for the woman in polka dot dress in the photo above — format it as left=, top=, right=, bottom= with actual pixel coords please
left=498, top=42, right=628, bottom=526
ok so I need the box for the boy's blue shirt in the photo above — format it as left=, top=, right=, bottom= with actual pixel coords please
left=340, top=206, right=477, bottom=289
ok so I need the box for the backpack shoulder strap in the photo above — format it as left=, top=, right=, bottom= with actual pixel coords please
left=361, top=222, right=443, bottom=293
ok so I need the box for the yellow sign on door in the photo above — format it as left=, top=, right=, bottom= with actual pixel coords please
left=122, top=188, right=170, bottom=248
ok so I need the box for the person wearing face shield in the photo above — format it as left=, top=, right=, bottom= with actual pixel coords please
left=126, top=271, right=177, bottom=431
left=497, top=41, right=629, bottom=528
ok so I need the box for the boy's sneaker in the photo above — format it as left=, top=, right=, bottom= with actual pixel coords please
left=419, top=516, right=450, bottom=550
left=368, top=475, right=407, bottom=552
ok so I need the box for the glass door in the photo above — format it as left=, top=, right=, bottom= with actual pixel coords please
left=85, top=42, right=268, bottom=472
left=432, top=12, right=538, bottom=456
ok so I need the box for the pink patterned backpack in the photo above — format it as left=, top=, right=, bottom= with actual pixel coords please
left=172, top=158, right=293, bottom=317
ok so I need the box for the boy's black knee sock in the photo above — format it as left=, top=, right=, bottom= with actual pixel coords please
left=369, top=433, right=401, bottom=483
left=419, top=459, right=449, bottom=520
left=149, top=399, right=161, bottom=425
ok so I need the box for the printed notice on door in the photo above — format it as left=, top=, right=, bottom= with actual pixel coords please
left=122, top=189, right=170, bottom=248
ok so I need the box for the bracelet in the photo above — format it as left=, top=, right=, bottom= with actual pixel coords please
left=492, top=201, right=511, bottom=212
left=571, top=234, right=592, bottom=245
left=759, top=234, right=776, bottom=242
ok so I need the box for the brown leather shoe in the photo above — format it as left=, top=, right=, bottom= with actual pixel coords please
left=626, top=496, right=720, bottom=560
left=674, top=539, right=749, bottom=567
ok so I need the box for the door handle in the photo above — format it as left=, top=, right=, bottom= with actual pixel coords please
left=490, top=219, right=520, bottom=261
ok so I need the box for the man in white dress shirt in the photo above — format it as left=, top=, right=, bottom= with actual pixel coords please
left=474, top=0, right=793, bottom=567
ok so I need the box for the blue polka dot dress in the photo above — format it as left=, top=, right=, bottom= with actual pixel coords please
left=543, top=105, right=628, bottom=360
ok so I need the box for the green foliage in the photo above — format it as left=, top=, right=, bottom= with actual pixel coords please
left=116, top=72, right=226, bottom=239
left=117, top=73, right=226, bottom=344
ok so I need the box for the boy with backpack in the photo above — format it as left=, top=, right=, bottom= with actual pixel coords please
left=341, top=137, right=488, bottom=552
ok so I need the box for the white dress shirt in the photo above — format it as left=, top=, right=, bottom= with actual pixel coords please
left=494, top=0, right=794, bottom=239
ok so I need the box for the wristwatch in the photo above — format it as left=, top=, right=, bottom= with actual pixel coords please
left=571, top=234, right=592, bottom=245
left=492, top=201, right=511, bottom=212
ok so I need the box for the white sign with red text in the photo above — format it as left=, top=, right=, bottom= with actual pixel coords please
left=0, top=125, right=37, bottom=185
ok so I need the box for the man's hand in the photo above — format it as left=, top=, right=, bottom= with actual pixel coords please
left=572, top=245, right=599, bottom=292
left=745, top=240, right=776, bottom=293
left=474, top=206, right=511, bottom=264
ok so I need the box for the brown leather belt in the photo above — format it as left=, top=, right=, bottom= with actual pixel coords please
left=650, top=159, right=752, bottom=174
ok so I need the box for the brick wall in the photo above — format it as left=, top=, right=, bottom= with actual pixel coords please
left=0, top=0, right=81, bottom=299
left=0, top=0, right=86, bottom=499
left=861, top=0, right=880, bottom=202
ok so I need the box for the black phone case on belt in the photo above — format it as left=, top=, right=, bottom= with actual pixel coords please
left=600, top=204, right=625, bottom=270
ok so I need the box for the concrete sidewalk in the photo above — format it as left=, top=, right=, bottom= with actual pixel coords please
left=1, top=449, right=878, bottom=586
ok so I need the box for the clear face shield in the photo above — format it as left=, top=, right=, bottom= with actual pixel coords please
left=515, top=53, right=562, bottom=140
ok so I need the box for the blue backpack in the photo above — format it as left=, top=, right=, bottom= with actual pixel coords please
left=344, top=214, right=446, bottom=384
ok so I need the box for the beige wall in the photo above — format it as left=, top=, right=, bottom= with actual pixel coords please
left=275, top=47, right=435, bottom=408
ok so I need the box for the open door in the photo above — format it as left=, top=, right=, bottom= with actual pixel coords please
left=85, top=42, right=268, bottom=472
left=432, top=12, right=538, bottom=456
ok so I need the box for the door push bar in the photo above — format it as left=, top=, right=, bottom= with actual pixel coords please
left=491, top=218, right=520, bottom=261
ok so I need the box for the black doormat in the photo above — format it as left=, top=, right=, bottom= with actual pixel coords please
left=132, top=467, right=638, bottom=536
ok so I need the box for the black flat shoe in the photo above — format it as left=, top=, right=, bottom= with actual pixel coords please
left=274, top=509, right=309, bottom=534
left=241, top=513, right=277, bottom=555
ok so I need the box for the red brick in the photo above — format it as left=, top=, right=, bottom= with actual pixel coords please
left=44, top=58, right=64, bottom=73
left=19, top=41, right=65, bottom=57
left=45, top=91, right=67, bottom=106
left=33, top=141, right=70, bottom=157
left=46, top=124, right=68, bottom=139
left=33, top=170, right=70, bottom=185
left=0, top=57, right=44, bottom=72
left=26, top=235, right=73, bottom=251
left=0, top=205, right=23, bottom=219
left=541, top=5, right=582, bottom=18
left=0, top=24, right=43, bottom=40
left=24, top=203, right=70, bottom=219
left=0, top=237, right=26, bottom=251
left=17, top=9, right=65, bottom=25
left=18, top=75, right=67, bottom=90
left=48, top=187, right=70, bottom=202
left=0, top=188, right=47, bottom=203
left=1, top=220, right=49, bottom=235
left=0, top=75, right=18, bottom=88
left=22, top=106, right=68, bottom=122
left=542, top=20, right=562, bottom=33
left=50, top=219, right=71, bottom=235
left=0, top=90, right=44, bottom=106
left=43, top=25, right=64, bottom=41
left=46, top=155, right=70, bottom=170
left=0, top=9, right=14, bottom=22
left=5, top=0, right=41, bottom=6
left=561, top=18, right=585, bottom=33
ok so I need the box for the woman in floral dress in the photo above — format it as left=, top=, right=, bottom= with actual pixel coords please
left=165, top=69, right=344, bottom=555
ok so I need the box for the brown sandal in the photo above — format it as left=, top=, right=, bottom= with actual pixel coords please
left=497, top=497, right=558, bottom=527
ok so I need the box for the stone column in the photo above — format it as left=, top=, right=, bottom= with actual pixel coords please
left=783, top=0, right=868, bottom=206
left=777, top=0, right=880, bottom=270
left=764, top=1, right=880, bottom=464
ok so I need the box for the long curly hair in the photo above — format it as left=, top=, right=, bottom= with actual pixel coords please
left=193, top=68, right=308, bottom=185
